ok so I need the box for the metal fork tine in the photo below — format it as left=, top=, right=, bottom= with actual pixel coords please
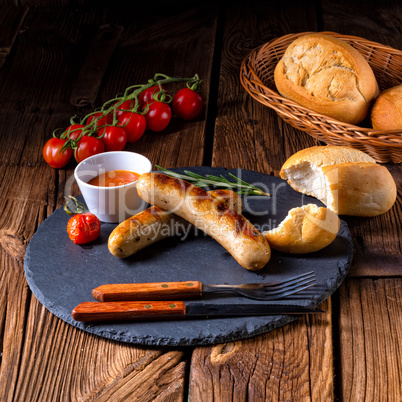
left=266, top=281, right=317, bottom=299
left=263, top=271, right=316, bottom=290
left=280, top=282, right=318, bottom=297
left=262, top=277, right=317, bottom=296
left=202, top=271, right=318, bottom=301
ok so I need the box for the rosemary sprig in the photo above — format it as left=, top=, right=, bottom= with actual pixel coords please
left=155, top=166, right=270, bottom=196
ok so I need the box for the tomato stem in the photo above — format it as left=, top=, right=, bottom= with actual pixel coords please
left=64, top=196, right=87, bottom=215
left=58, top=73, right=201, bottom=150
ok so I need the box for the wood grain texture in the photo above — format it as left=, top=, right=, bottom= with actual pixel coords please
left=0, top=6, right=217, bottom=400
left=190, top=1, right=334, bottom=400
left=70, top=23, right=124, bottom=109
left=0, top=6, right=29, bottom=69
left=12, top=295, right=185, bottom=401
left=212, top=0, right=319, bottom=175
left=92, top=281, right=202, bottom=302
left=190, top=299, right=333, bottom=401
left=338, top=278, right=402, bottom=401
left=97, top=5, right=218, bottom=170
left=322, top=0, right=402, bottom=277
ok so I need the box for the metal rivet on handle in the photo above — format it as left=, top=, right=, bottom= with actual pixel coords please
left=186, top=282, right=194, bottom=287
left=144, top=304, right=152, bottom=309
left=161, top=284, right=168, bottom=288
left=169, top=304, right=177, bottom=308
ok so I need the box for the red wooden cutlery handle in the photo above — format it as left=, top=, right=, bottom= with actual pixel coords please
left=92, top=281, right=202, bottom=302
left=72, top=301, right=186, bottom=322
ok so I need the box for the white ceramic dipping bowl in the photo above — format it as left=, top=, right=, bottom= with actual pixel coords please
left=74, top=151, right=152, bottom=223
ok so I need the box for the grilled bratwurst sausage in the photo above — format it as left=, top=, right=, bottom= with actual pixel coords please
left=108, top=189, right=243, bottom=258
left=136, top=173, right=271, bottom=271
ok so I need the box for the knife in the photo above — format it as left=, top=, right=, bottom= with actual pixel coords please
left=72, top=301, right=323, bottom=322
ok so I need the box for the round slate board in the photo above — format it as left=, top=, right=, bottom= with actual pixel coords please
left=24, top=167, right=353, bottom=346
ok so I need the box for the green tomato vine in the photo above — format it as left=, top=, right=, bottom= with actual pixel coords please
left=57, top=73, right=202, bottom=153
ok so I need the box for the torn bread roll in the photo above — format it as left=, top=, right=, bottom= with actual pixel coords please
left=280, top=146, right=397, bottom=217
left=274, top=33, right=378, bottom=124
left=264, top=204, right=340, bottom=254
left=136, top=173, right=271, bottom=271
left=108, top=189, right=243, bottom=258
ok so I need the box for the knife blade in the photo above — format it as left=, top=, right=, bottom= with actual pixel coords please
left=72, top=300, right=323, bottom=322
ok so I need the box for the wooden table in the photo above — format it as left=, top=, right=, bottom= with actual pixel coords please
left=0, top=1, right=401, bottom=400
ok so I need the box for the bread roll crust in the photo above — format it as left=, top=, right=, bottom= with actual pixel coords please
left=322, top=162, right=397, bottom=216
left=280, top=145, right=375, bottom=177
left=280, top=145, right=397, bottom=217
left=274, top=33, right=378, bottom=124
left=371, top=84, right=402, bottom=130
left=264, top=204, right=340, bottom=254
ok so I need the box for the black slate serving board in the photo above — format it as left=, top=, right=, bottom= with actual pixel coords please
left=24, top=167, right=353, bottom=346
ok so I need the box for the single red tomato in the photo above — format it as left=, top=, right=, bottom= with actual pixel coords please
left=99, top=126, right=127, bottom=151
left=86, top=112, right=112, bottom=131
left=115, top=99, right=135, bottom=119
left=138, top=85, right=166, bottom=108
left=75, top=136, right=105, bottom=163
left=117, top=112, right=146, bottom=142
left=43, top=137, right=72, bottom=168
left=67, top=212, right=101, bottom=244
left=145, top=101, right=172, bottom=132
left=172, top=88, right=203, bottom=121
left=65, top=124, right=85, bottom=141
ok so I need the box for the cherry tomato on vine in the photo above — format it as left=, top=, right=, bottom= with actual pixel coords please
left=86, top=112, right=112, bottom=131
left=138, top=85, right=166, bottom=108
left=99, top=126, right=127, bottom=151
left=65, top=124, right=85, bottom=140
left=75, top=136, right=105, bottom=163
left=43, top=138, right=72, bottom=169
left=144, top=101, right=172, bottom=132
left=117, top=112, right=146, bottom=142
left=115, top=100, right=135, bottom=119
left=172, top=88, right=203, bottom=121
left=67, top=212, right=101, bottom=244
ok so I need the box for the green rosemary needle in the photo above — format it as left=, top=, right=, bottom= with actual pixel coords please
left=155, top=166, right=270, bottom=196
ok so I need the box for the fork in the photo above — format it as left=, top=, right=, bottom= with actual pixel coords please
left=92, top=271, right=317, bottom=302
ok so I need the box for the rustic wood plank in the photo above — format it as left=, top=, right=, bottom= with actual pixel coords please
left=70, top=23, right=124, bottom=110
left=0, top=6, right=217, bottom=400
left=0, top=6, right=29, bottom=69
left=321, top=0, right=402, bottom=48
left=98, top=5, right=218, bottom=169
left=189, top=1, right=335, bottom=400
left=12, top=294, right=173, bottom=401
left=321, top=0, right=402, bottom=277
left=338, top=278, right=402, bottom=401
left=190, top=299, right=333, bottom=401
left=0, top=251, right=30, bottom=402
left=212, top=0, right=319, bottom=175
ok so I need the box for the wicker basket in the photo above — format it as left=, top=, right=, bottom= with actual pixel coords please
left=240, top=31, right=402, bottom=163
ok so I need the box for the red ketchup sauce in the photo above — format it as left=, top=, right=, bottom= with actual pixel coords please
left=88, top=170, right=140, bottom=187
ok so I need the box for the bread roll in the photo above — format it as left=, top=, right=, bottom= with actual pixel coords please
left=264, top=204, right=340, bottom=254
left=371, top=84, right=402, bottom=130
left=280, top=146, right=397, bottom=217
left=274, top=33, right=378, bottom=124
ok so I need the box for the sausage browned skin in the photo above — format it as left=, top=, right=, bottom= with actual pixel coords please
left=136, top=173, right=271, bottom=271
left=108, top=189, right=243, bottom=258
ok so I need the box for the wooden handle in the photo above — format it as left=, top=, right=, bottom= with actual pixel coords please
left=72, top=301, right=186, bottom=322
left=92, top=281, right=202, bottom=302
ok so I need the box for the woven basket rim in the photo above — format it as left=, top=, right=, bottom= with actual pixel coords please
left=241, top=31, right=402, bottom=139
